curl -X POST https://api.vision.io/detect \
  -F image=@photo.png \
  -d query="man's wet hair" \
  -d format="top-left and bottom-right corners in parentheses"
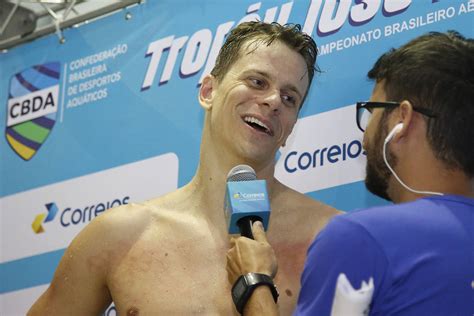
top-left (211, 21), bottom-right (319, 105)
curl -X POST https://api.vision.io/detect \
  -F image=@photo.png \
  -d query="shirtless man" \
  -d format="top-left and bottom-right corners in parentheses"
top-left (28, 21), bottom-right (338, 315)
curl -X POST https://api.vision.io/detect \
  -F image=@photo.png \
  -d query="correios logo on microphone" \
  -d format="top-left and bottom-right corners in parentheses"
top-left (5, 62), bottom-right (60, 161)
top-left (225, 180), bottom-right (270, 234)
top-left (233, 192), bottom-right (266, 201)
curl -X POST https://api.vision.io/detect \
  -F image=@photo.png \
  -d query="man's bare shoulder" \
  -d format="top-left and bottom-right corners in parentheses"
top-left (267, 181), bottom-right (341, 244)
top-left (273, 181), bottom-right (341, 217)
top-left (91, 202), bottom-right (156, 238)
top-left (27, 196), bottom-right (184, 315)
top-left (58, 202), bottom-right (159, 268)
top-left (95, 188), bottom-right (187, 238)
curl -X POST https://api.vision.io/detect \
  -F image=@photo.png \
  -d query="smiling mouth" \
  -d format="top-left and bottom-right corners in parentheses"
top-left (243, 116), bottom-right (273, 136)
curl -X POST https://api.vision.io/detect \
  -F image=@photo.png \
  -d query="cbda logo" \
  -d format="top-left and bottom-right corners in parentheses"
top-left (6, 62), bottom-right (60, 160)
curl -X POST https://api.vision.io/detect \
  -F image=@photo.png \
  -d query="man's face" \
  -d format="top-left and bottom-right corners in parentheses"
top-left (207, 40), bottom-right (309, 164)
top-left (363, 82), bottom-right (397, 201)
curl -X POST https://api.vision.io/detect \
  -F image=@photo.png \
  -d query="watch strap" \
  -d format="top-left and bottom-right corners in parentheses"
top-left (232, 272), bottom-right (279, 314)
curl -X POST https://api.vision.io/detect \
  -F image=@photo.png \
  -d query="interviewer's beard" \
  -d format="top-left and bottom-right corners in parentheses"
top-left (364, 118), bottom-right (397, 202)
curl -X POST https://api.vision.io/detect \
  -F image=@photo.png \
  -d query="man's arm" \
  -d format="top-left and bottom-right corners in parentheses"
top-left (226, 221), bottom-right (279, 315)
top-left (28, 212), bottom-right (116, 315)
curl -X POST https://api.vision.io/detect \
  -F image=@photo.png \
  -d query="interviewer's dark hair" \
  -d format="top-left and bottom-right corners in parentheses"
top-left (211, 21), bottom-right (319, 105)
top-left (368, 31), bottom-right (474, 176)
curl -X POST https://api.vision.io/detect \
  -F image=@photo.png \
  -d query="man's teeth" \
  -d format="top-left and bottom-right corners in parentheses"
top-left (244, 116), bottom-right (270, 132)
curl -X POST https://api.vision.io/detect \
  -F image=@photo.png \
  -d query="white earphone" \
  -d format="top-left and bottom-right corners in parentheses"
top-left (384, 123), bottom-right (404, 144)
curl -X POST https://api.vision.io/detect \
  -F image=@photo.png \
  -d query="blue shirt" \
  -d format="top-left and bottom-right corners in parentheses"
top-left (295, 195), bottom-right (474, 316)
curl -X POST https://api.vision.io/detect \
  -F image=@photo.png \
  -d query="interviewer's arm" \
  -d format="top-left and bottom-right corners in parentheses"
top-left (243, 286), bottom-right (279, 316)
top-left (226, 221), bottom-right (279, 314)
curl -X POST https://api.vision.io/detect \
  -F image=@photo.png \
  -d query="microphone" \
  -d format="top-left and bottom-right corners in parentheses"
top-left (224, 165), bottom-right (271, 239)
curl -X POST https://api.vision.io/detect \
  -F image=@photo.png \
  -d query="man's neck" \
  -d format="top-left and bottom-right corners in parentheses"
top-left (183, 147), bottom-right (281, 224)
top-left (389, 161), bottom-right (474, 203)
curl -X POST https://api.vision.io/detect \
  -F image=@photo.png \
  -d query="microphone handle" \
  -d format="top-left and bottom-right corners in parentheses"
top-left (236, 216), bottom-right (263, 239)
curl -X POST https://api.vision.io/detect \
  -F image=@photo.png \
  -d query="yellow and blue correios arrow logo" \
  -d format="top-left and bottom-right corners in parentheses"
top-left (31, 202), bottom-right (58, 234)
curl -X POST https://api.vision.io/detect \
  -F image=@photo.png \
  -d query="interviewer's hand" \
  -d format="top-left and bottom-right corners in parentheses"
top-left (226, 221), bottom-right (278, 285)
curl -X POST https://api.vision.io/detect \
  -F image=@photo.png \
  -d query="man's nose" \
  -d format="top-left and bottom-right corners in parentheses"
top-left (260, 89), bottom-right (281, 114)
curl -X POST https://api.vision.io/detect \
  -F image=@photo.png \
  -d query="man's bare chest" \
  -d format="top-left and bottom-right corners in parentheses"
top-left (105, 231), bottom-right (236, 314)
top-left (103, 218), bottom-right (311, 315)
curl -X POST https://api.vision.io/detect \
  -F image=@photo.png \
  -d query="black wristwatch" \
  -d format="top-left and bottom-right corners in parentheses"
top-left (231, 272), bottom-right (279, 314)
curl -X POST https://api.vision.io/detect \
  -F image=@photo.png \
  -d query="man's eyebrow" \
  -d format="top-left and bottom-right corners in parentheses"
top-left (242, 70), bottom-right (304, 100)
top-left (241, 69), bottom-right (268, 78)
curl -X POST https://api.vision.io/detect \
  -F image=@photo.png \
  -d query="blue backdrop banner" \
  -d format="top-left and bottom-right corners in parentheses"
top-left (1, 1), bottom-right (472, 314)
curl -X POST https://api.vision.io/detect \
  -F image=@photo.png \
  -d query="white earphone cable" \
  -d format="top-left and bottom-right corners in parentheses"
top-left (383, 139), bottom-right (443, 196)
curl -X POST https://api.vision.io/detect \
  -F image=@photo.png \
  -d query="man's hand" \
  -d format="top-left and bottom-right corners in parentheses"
top-left (226, 221), bottom-right (278, 285)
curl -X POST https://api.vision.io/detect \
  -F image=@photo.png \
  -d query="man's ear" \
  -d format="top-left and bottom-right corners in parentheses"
top-left (391, 100), bottom-right (414, 142)
top-left (199, 75), bottom-right (215, 110)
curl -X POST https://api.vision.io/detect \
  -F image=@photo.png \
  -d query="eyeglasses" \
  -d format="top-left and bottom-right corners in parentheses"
top-left (356, 101), bottom-right (437, 132)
